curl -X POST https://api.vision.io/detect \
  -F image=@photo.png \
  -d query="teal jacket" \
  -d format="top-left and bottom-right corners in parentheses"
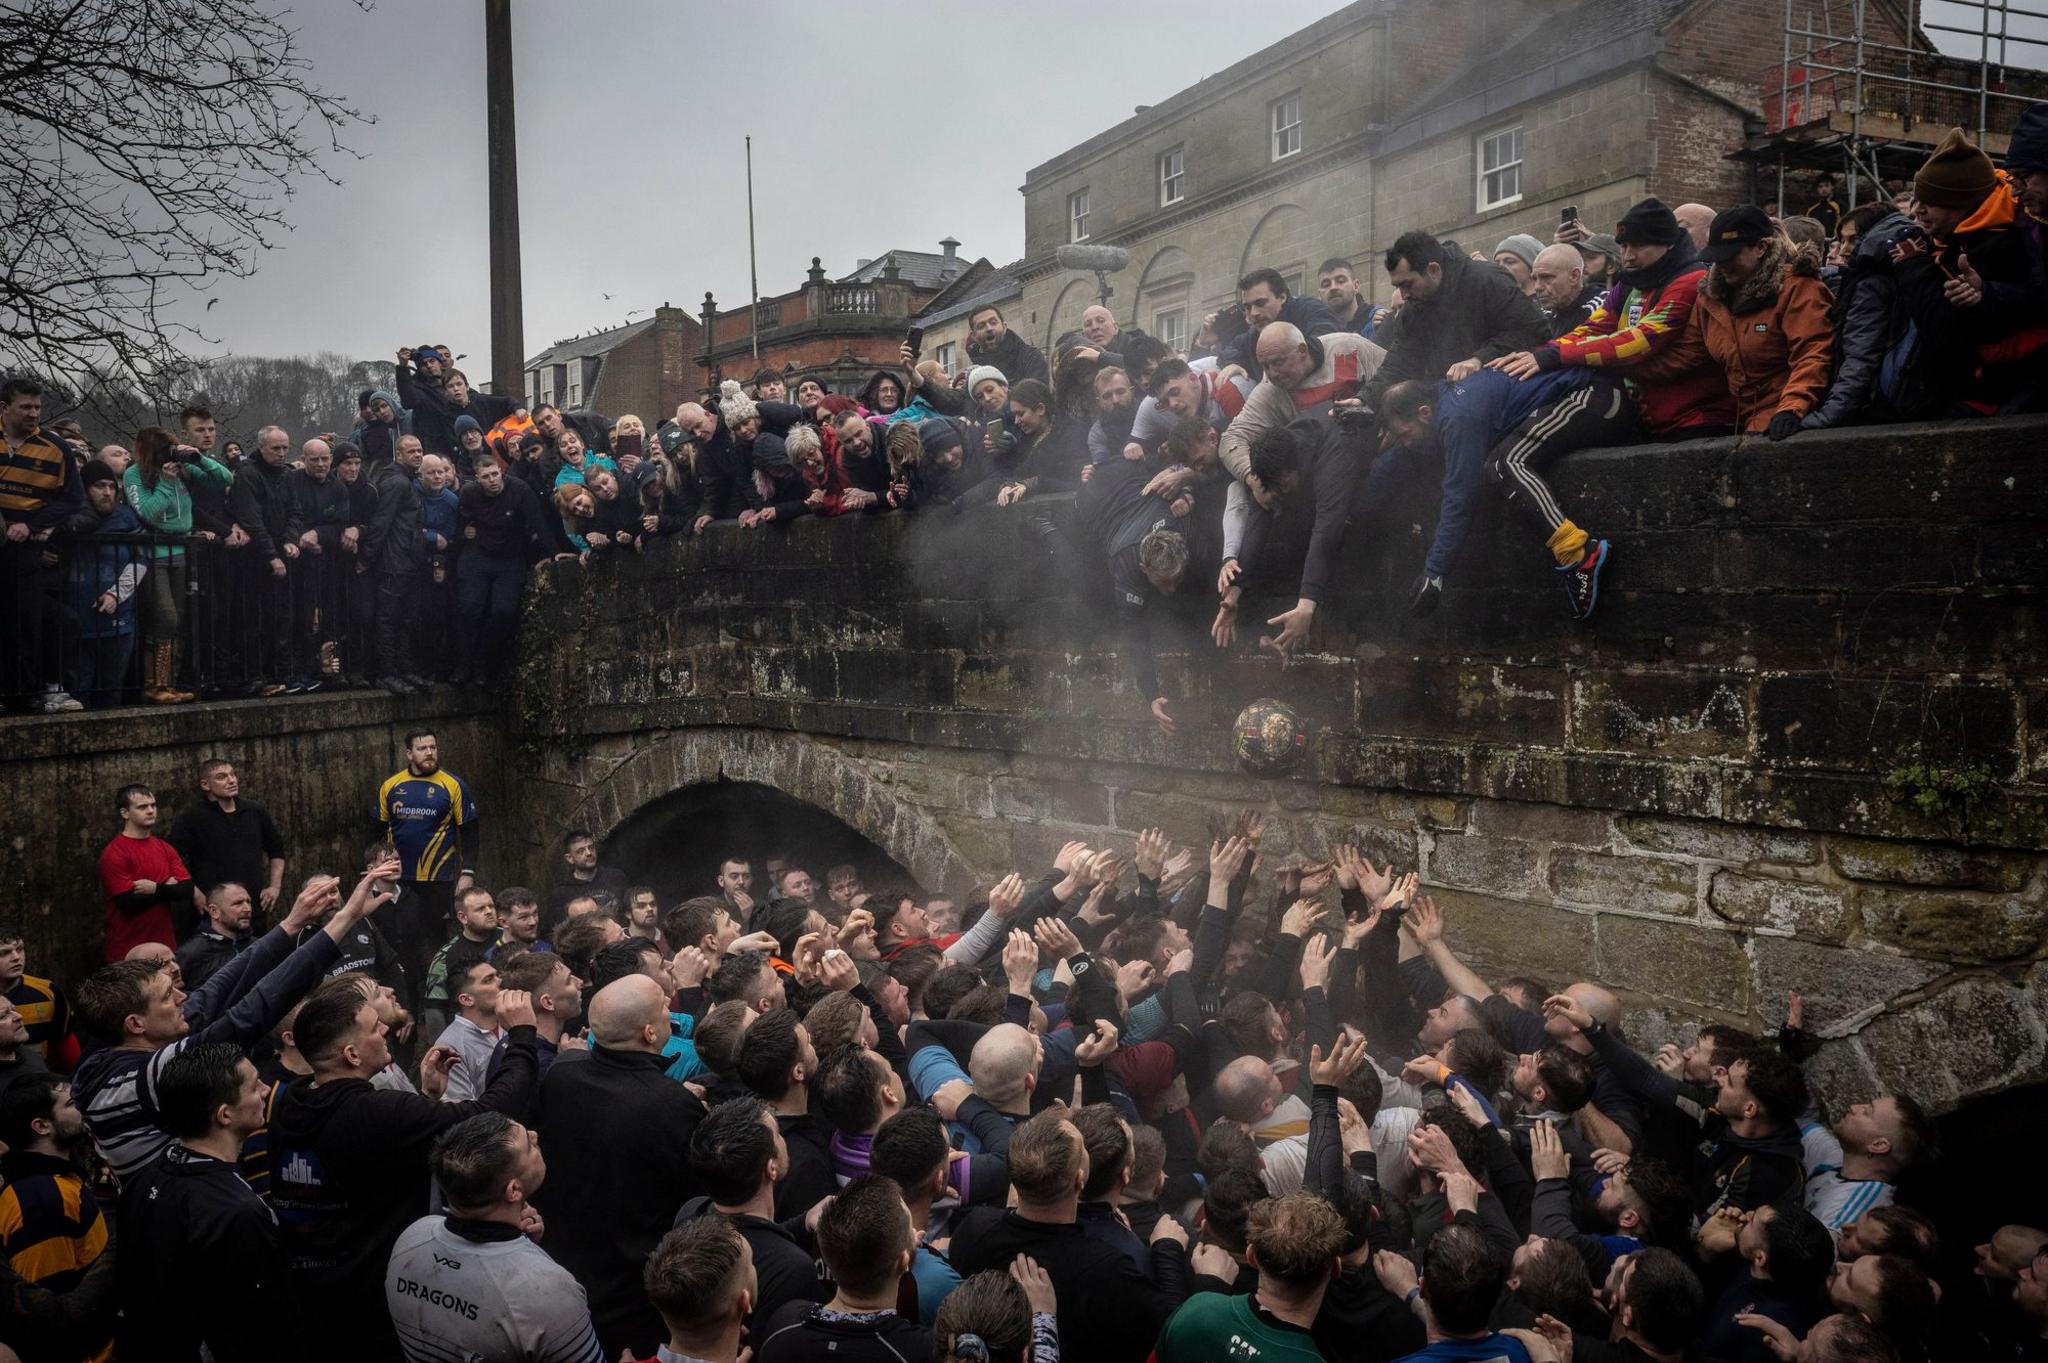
top-left (123, 458), bottom-right (232, 558)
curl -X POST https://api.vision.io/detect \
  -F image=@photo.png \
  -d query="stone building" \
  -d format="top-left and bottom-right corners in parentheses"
top-left (522, 305), bottom-right (702, 426)
top-left (1014, 0), bottom-right (2019, 351)
top-left (695, 241), bottom-right (980, 397)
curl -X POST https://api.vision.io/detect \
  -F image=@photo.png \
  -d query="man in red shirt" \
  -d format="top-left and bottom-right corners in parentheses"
top-left (98, 785), bottom-right (196, 961)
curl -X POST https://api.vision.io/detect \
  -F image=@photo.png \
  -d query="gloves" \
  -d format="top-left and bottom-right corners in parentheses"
top-left (1408, 574), bottom-right (1443, 618)
top-left (1765, 410), bottom-right (1801, 442)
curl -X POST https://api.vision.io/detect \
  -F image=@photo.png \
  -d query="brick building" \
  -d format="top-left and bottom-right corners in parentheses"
top-left (1015, 0), bottom-right (2042, 349)
top-left (522, 305), bottom-right (702, 426)
top-left (695, 241), bottom-right (984, 397)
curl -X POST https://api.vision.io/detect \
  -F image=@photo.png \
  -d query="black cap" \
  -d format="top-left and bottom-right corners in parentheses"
top-left (1614, 197), bottom-right (1683, 246)
top-left (1698, 205), bottom-right (1775, 262)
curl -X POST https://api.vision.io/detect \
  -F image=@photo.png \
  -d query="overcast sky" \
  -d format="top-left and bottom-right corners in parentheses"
top-left (182, 0), bottom-right (1345, 386)
top-left (179, 0), bottom-right (2045, 387)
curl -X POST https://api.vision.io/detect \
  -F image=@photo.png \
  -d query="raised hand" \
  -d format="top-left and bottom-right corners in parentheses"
top-left (1372, 1248), bottom-right (1418, 1299)
top-left (1541, 992), bottom-right (1595, 1034)
top-left (1281, 897), bottom-right (1327, 939)
top-left (1010, 1255), bottom-right (1058, 1315)
top-left (418, 1044), bottom-right (461, 1099)
top-left (1032, 916), bottom-right (1081, 961)
top-left (1134, 828), bottom-right (1168, 881)
top-left (1299, 934), bottom-right (1337, 991)
top-left (495, 989), bottom-right (536, 1030)
top-left (988, 872), bottom-right (1027, 920)
top-left (1208, 835), bottom-right (1251, 884)
top-left (1074, 1019), bottom-right (1120, 1067)
top-left (1405, 895), bottom-right (1445, 946)
top-left (1378, 871), bottom-right (1419, 912)
top-left (283, 874), bottom-right (341, 933)
top-left (818, 948), bottom-right (858, 992)
top-left (1054, 840), bottom-right (1091, 876)
top-left (668, 946), bottom-right (713, 990)
top-left (1309, 1032), bottom-right (1369, 1088)
top-left (1529, 1118), bottom-right (1571, 1182)
top-left (1003, 930), bottom-right (1039, 992)
top-left (1356, 854), bottom-right (1393, 905)
top-left (1116, 958), bottom-right (1156, 1003)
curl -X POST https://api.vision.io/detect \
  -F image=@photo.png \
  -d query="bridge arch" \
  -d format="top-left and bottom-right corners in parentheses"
top-left (555, 728), bottom-right (982, 902)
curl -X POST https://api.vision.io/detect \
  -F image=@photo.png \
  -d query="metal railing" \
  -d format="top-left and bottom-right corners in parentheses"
top-left (1, 529), bottom-right (405, 713)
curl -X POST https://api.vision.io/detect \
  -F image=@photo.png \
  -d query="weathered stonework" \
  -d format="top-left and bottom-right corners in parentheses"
top-left (3, 417), bottom-right (2043, 1121)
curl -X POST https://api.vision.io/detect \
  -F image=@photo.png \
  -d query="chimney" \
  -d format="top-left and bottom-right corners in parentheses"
top-left (939, 237), bottom-right (961, 281)
top-left (856, 258), bottom-right (873, 271)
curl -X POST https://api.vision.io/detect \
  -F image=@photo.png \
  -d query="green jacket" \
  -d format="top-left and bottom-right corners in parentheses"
top-left (123, 458), bottom-right (231, 558)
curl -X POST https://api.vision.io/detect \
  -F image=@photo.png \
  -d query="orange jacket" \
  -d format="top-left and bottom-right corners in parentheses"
top-left (1687, 243), bottom-right (1836, 431)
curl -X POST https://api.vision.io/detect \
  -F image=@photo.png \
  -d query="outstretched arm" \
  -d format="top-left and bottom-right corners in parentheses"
top-left (1405, 896), bottom-right (1494, 1001)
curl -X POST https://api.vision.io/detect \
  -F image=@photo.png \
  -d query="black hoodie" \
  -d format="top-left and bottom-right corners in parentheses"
top-left (266, 1029), bottom-right (540, 1363)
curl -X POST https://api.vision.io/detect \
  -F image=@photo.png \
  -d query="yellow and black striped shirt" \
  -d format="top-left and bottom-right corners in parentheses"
top-left (0, 429), bottom-right (71, 516)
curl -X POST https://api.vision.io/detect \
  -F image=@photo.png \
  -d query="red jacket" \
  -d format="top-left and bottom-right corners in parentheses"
top-left (1549, 265), bottom-right (1734, 435)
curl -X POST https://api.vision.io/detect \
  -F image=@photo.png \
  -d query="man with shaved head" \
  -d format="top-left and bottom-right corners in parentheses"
top-left (1404, 895), bottom-right (1644, 1155)
top-left (968, 1021), bottom-right (1042, 1116)
top-left (531, 973), bottom-right (709, 1358)
top-left (1215, 321), bottom-right (1385, 647)
top-left (1530, 242), bottom-right (1602, 335)
top-left (1675, 202), bottom-right (1716, 251)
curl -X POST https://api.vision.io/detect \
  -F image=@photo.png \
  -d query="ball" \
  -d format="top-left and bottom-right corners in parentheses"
top-left (1233, 698), bottom-right (1309, 774)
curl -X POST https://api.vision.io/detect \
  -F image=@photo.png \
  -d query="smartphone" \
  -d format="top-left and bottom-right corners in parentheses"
top-left (905, 325), bottom-right (925, 360)
top-left (1561, 205), bottom-right (1579, 224)
top-left (616, 432), bottom-right (643, 460)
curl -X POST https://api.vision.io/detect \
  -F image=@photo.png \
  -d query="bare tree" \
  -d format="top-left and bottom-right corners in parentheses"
top-left (0, 0), bottom-right (368, 412)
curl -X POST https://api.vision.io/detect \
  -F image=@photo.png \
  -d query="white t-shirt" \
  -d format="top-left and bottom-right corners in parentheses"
top-left (1800, 1121), bottom-right (1894, 1229)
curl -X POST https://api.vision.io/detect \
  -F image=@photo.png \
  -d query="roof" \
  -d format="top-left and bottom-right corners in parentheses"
top-left (836, 249), bottom-right (965, 291)
top-left (1388, 0), bottom-right (1691, 134)
top-left (524, 316), bottom-right (656, 371)
top-left (915, 261), bottom-right (1025, 329)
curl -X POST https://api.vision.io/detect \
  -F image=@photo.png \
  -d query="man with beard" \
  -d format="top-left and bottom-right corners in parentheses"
top-left (0, 1075), bottom-right (107, 1314)
top-left (1484, 198), bottom-right (1732, 620)
top-left (1086, 364), bottom-right (1140, 462)
top-left (965, 304), bottom-right (1049, 385)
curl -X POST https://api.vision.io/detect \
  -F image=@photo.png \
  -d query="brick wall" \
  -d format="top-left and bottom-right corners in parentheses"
top-left (1648, 75), bottom-right (1754, 208)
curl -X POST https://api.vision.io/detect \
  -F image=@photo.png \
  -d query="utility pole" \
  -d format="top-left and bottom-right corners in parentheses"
top-left (746, 135), bottom-right (760, 361)
top-left (485, 0), bottom-right (525, 400)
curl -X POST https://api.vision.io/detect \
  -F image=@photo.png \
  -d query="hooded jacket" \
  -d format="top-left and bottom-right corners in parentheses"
top-left (1539, 235), bottom-right (1733, 435)
top-left (1889, 173), bottom-right (2048, 416)
top-left (1804, 211), bottom-right (1919, 429)
top-left (397, 359), bottom-right (517, 455)
top-left (1362, 250), bottom-right (1550, 408)
top-left (752, 1302), bottom-right (934, 1363)
top-left (267, 1030), bottom-right (540, 1363)
top-left (348, 389), bottom-right (412, 470)
top-left (1688, 237), bottom-right (1834, 431)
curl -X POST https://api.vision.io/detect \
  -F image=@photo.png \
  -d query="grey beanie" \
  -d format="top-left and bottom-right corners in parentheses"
top-left (1494, 233), bottom-right (1544, 268)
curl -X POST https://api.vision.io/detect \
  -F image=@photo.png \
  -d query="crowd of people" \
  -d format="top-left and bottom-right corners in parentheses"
top-left (0, 731), bottom-right (2035, 1363)
top-left (3, 116), bottom-right (2045, 721)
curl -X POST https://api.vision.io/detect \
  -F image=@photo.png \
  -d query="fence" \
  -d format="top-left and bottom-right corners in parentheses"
top-left (1, 530), bottom-right (398, 713)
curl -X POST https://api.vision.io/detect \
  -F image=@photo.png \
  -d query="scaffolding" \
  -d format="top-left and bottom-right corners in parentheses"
top-left (1736, 0), bottom-right (2048, 210)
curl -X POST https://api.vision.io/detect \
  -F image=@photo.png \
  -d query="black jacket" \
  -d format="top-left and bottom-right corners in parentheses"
top-left (282, 468), bottom-right (354, 550)
top-left (775, 1111), bottom-right (839, 1221)
top-left (675, 1199), bottom-right (829, 1334)
top-left (1805, 211), bottom-right (1915, 430)
top-left (266, 1029), bottom-right (540, 1363)
top-left (395, 361), bottom-right (517, 455)
top-left (364, 461), bottom-right (425, 576)
top-left (948, 1208), bottom-right (1188, 1362)
top-left (1221, 295), bottom-right (1345, 376)
top-left (230, 456), bottom-right (293, 560)
top-left (117, 1144), bottom-right (299, 1363)
top-left (531, 1045), bottom-right (708, 1359)
top-left (966, 329), bottom-right (1050, 385)
top-left (173, 928), bottom-right (244, 994)
top-left (1547, 280), bottom-right (1607, 338)
top-left (753, 1302), bottom-right (934, 1363)
top-left (458, 476), bottom-right (549, 561)
top-left (1237, 414), bottom-right (1362, 606)
top-left (695, 416), bottom-right (755, 522)
top-left (1364, 250), bottom-right (1550, 407)
top-left (166, 797), bottom-right (285, 900)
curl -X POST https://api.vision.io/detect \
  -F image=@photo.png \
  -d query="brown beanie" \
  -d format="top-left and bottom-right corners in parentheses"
top-left (1914, 126), bottom-right (1997, 210)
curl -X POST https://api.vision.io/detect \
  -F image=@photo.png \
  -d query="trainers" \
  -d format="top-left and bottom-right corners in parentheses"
top-left (283, 677), bottom-right (310, 695)
top-left (1408, 574), bottom-right (1444, 618)
top-left (1559, 539), bottom-right (1611, 621)
top-left (38, 686), bottom-right (84, 713)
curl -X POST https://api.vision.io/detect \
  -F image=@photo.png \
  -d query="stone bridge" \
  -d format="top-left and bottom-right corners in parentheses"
top-left (3, 415), bottom-right (2042, 1122)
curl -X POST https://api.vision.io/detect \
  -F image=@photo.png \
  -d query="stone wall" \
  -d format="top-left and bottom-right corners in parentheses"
top-left (0, 693), bottom-right (518, 988)
top-left (508, 416), bottom-right (2048, 1114)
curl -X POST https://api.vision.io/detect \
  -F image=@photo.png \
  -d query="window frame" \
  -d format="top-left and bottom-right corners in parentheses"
top-left (1270, 93), bottom-right (1303, 161)
top-left (935, 341), bottom-right (957, 373)
top-left (1476, 123), bottom-right (1525, 212)
top-left (1159, 146), bottom-right (1186, 206)
top-left (1068, 187), bottom-right (1091, 243)
top-left (1153, 307), bottom-right (1187, 355)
